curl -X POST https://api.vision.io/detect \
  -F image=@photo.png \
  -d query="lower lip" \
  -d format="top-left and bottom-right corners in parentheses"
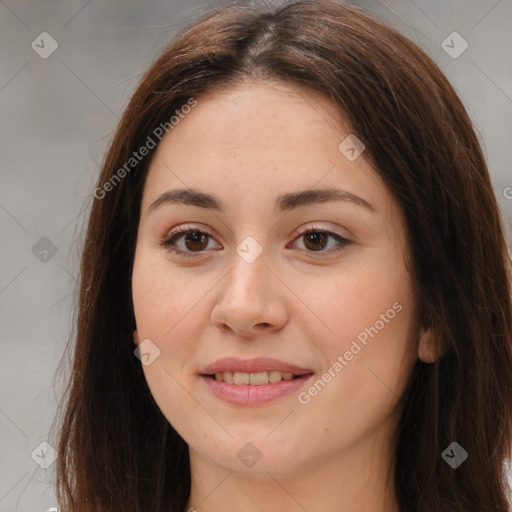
top-left (200, 374), bottom-right (314, 406)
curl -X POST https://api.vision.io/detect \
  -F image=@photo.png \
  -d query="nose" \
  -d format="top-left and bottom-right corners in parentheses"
top-left (210, 248), bottom-right (290, 338)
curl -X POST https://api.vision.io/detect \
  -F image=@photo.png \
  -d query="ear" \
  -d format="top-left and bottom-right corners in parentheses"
top-left (133, 329), bottom-right (140, 346)
top-left (417, 325), bottom-right (439, 363)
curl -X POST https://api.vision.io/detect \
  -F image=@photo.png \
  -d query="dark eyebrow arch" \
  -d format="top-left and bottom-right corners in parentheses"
top-left (147, 187), bottom-right (376, 215)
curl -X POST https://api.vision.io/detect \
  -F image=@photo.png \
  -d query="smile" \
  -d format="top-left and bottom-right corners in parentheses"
top-left (200, 373), bottom-right (314, 406)
top-left (209, 370), bottom-right (303, 385)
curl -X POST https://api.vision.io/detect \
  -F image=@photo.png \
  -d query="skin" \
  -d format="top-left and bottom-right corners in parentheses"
top-left (131, 79), bottom-right (434, 512)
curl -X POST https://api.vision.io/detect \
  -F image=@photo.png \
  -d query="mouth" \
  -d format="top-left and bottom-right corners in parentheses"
top-left (199, 357), bottom-right (314, 405)
top-left (200, 372), bottom-right (314, 405)
top-left (202, 371), bottom-right (311, 385)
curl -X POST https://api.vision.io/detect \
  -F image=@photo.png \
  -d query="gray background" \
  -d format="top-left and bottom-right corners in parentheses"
top-left (1, 0), bottom-right (511, 510)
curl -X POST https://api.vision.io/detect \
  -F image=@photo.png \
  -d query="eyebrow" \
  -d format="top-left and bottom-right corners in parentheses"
top-left (147, 187), bottom-right (376, 215)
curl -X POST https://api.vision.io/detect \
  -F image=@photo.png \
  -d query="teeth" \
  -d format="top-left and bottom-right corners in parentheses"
top-left (213, 371), bottom-right (296, 385)
top-left (268, 370), bottom-right (283, 383)
top-left (234, 372), bottom-right (250, 385)
top-left (248, 371), bottom-right (268, 385)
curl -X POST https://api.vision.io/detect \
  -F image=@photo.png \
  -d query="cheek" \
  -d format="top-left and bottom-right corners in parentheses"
top-left (131, 254), bottom-right (201, 398)
top-left (297, 253), bottom-right (417, 434)
top-left (300, 292), bottom-right (417, 449)
top-left (304, 246), bottom-right (414, 349)
top-left (132, 248), bottom-right (208, 339)
top-left (131, 259), bottom-right (209, 437)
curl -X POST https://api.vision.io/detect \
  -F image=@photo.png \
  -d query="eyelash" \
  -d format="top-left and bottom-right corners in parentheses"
top-left (159, 224), bottom-right (352, 258)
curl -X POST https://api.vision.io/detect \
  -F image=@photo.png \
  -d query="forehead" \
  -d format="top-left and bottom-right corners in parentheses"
top-left (164, 80), bottom-right (348, 153)
top-left (140, 80), bottom-right (393, 220)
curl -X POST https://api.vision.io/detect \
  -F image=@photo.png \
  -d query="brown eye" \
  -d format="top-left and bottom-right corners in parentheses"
top-left (160, 226), bottom-right (221, 257)
top-left (290, 228), bottom-right (351, 255)
top-left (181, 231), bottom-right (209, 251)
top-left (303, 232), bottom-right (329, 251)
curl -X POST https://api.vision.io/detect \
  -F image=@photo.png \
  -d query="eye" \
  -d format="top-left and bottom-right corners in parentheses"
top-left (288, 225), bottom-right (352, 255)
top-left (159, 223), bottom-right (352, 258)
top-left (159, 225), bottom-right (221, 258)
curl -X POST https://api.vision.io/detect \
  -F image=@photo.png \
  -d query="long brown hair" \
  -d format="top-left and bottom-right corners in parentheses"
top-left (51, 1), bottom-right (512, 510)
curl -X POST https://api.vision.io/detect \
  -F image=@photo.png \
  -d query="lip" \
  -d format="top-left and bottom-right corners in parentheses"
top-left (200, 356), bottom-right (313, 376)
top-left (200, 374), bottom-right (314, 405)
top-left (199, 357), bottom-right (314, 406)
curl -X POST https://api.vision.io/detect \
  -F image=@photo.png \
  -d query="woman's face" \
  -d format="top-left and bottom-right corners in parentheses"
top-left (132, 80), bottom-right (427, 478)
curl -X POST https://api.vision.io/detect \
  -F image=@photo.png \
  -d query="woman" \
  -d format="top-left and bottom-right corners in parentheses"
top-left (50, 1), bottom-right (512, 511)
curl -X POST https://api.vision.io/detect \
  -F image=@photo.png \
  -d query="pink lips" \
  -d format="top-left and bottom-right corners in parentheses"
top-left (200, 357), bottom-right (314, 406)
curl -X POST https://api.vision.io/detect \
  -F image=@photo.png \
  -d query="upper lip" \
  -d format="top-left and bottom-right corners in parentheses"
top-left (200, 357), bottom-right (314, 376)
